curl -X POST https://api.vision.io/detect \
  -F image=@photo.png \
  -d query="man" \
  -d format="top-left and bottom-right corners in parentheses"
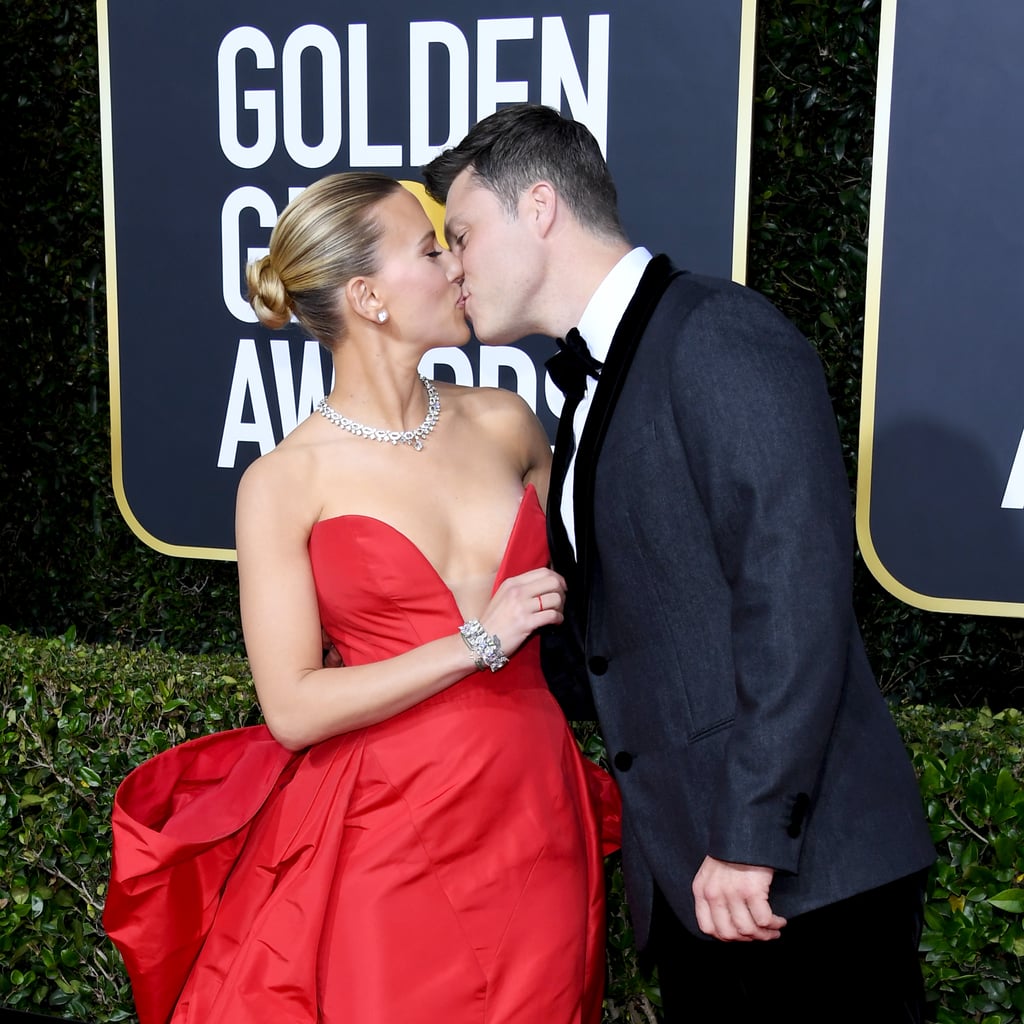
top-left (423, 104), bottom-right (935, 1023)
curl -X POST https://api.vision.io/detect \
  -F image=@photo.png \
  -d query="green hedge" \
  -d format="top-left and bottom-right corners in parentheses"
top-left (0, 629), bottom-right (260, 1020)
top-left (2, 630), bottom-right (1022, 1023)
top-left (895, 705), bottom-right (1024, 1023)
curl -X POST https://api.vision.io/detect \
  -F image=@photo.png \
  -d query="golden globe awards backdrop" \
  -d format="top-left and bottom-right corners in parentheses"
top-left (858, 0), bottom-right (1024, 616)
top-left (97, 0), bottom-right (756, 558)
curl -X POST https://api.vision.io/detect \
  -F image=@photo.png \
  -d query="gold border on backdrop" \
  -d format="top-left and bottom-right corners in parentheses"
top-left (97, 0), bottom-right (236, 561)
top-left (732, 0), bottom-right (757, 285)
top-left (855, 0), bottom-right (1024, 617)
top-left (98, 1), bottom-right (759, 562)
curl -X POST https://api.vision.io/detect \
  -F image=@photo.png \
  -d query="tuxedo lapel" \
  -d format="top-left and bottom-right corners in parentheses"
top-left (572, 255), bottom-right (684, 620)
top-left (546, 370), bottom-right (583, 593)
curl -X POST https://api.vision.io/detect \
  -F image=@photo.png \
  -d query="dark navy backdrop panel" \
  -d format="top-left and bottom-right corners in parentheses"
top-left (858, 0), bottom-right (1024, 614)
top-left (99, 0), bottom-right (753, 555)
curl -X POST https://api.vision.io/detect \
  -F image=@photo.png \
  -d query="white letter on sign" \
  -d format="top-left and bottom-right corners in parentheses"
top-left (348, 24), bottom-right (403, 166)
top-left (282, 25), bottom-right (342, 168)
top-left (409, 22), bottom-right (470, 165)
top-left (1001, 428), bottom-right (1024, 509)
top-left (271, 339), bottom-right (328, 437)
top-left (540, 15), bottom-right (609, 155)
top-left (218, 27), bottom-right (276, 169)
top-left (218, 339), bottom-right (276, 467)
top-left (222, 186), bottom-right (278, 323)
top-left (477, 18), bottom-right (533, 120)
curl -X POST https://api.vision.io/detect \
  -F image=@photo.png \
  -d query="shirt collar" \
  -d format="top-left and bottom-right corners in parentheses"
top-left (576, 247), bottom-right (653, 364)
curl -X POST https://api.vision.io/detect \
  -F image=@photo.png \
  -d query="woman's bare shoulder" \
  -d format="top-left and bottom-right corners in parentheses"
top-left (437, 380), bottom-right (537, 428)
top-left (435, 381), bottom-right (550, 488)
top-left (236, 416), bottom-right (329, 520)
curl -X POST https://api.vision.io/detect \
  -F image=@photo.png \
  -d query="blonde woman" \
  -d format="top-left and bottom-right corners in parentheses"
top-left (104, 173), bottom-right (619, 1024)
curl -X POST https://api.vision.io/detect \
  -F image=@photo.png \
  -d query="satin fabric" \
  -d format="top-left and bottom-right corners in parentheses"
top-left (104, 484), bottom-right (620, 1023)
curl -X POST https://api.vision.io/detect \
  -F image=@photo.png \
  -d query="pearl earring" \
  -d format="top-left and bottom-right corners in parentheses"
top-left (377, 310), bottom-right (389, 323)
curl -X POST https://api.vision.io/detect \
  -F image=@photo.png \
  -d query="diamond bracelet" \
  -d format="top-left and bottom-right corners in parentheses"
top-left (458, 619), bottom-right (509, 673)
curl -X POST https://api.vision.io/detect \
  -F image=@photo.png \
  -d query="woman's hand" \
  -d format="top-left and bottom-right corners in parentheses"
top-left (476, 567), bottom-right (566, 658)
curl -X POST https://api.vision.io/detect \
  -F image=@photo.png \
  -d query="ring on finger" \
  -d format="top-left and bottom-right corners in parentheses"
top-left (537, 594), bottom-right (544, 612)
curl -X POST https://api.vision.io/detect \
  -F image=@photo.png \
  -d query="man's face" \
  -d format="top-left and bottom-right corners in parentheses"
top-left (443, 169), bottom-right (543, 345)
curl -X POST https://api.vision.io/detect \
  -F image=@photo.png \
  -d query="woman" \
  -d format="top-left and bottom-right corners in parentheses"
top-left (103, 173), bottom-right (620, 1024)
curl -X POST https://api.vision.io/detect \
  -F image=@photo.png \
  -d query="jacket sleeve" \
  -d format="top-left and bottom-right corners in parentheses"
top-left (669, 283), bottom-right (856, 872)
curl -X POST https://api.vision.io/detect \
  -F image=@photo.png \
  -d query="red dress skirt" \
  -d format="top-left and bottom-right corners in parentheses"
top-left (104, 485), bottom-right (621, 1023)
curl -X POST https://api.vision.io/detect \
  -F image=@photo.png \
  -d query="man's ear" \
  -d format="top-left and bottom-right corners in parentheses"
top-left (522, 181), bottom-right (558, 238)
top-left (345, 276), bottom-right (386, 325)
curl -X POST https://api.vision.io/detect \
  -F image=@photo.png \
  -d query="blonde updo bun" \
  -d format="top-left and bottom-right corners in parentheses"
top-left (246, 255), bottom-right (292, 330)
top-left (245, 172), bottom-right (404, 348)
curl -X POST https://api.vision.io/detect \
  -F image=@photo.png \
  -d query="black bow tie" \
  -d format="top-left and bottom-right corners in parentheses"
top-left (545, 328), bottom-right (603, 399)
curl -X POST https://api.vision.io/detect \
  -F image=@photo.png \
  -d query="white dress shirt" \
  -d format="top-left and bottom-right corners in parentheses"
top-left (559, 247), bottom-right (653, 555)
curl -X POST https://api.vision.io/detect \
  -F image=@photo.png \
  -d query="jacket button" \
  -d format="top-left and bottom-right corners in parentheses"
top-left (588, 655), bottom-right (609, 675)
top-left (613, 751), bottom-right (634, 772)
top-left (787, 792), bottom-right (811, 838)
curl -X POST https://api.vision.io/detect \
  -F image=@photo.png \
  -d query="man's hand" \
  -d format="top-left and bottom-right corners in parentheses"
top-left (692, 855), bottom-right (787, 941)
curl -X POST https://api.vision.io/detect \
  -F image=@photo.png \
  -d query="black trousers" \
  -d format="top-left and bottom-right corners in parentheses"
top-left (648, 871), bottom-right (929, 1024)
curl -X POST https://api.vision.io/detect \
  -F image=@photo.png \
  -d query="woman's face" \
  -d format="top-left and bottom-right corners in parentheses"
top-left (368, 187), bottom-right (470, 351)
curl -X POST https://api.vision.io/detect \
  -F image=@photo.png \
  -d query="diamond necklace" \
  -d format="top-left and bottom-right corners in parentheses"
top-left (315, 374), bottom-right (440, 452)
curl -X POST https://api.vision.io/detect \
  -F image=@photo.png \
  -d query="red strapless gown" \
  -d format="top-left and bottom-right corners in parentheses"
top-left (104, 485), bottom-right (621, 1024)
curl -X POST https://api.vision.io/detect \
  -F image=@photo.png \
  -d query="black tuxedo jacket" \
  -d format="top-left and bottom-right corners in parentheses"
top-left (543, 256), bottom-right (935, 944)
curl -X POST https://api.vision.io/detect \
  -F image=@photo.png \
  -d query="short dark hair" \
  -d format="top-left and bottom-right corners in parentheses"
top-left (422, 103), bottom-right (626, 242)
